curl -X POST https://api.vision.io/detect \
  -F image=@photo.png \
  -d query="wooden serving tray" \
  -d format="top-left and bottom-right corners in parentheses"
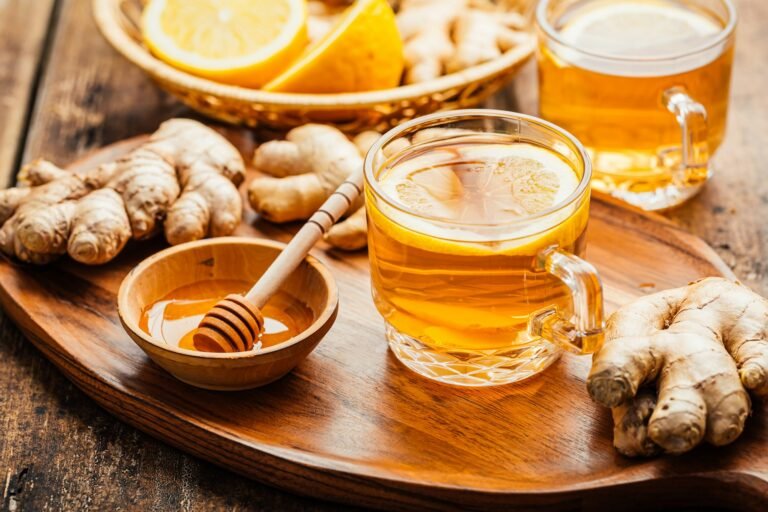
top-left (0, 137), bottom-right (765, 511)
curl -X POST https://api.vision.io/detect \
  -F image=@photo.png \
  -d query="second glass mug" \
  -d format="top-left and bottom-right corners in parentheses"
top-left (537, 0), bottom-right (737, 211)
top-left (364, 110), bottom-right (604, 387)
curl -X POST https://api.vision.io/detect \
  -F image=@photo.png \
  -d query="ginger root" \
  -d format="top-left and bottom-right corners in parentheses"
top-left (396, 0), bottom-right (529, 84)
top-left (248, 124), bottom-right (379, 251)
top-left (247, 123), bottom-right (493, 250)
top-left (322, 130), bottom-right (382, 250)
top-left (587, 278), bottom-right (768, 456)
top-left (0, 119), bottom-right (244, 265)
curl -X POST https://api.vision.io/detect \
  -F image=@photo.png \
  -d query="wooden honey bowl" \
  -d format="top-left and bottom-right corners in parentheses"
top-left (117, 237), bottom-right (338, 390)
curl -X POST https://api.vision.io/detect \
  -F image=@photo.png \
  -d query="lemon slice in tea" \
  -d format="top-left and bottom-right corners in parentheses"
top-left (371, 143), bottom-right (586, 256)
top-left (380, 143), bottom-right (579, 224)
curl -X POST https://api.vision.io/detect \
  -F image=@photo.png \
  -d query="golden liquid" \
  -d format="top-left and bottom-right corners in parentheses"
top-left (367, 141), bottom-right (588, 351)
top-left (140, 279), bottom-right (313, 351)
top-left (538, 0), bottom-right (733, 194)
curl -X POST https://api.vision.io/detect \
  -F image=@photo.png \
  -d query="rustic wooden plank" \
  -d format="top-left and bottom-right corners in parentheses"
top-left (0, 0), bottom-right (358, 510)
top-left (18, 1), bottom-right (183, 164)
top-left (666, 0), bottom-right (768, 297)
top-left (0, 0), bottom-right (56, 187)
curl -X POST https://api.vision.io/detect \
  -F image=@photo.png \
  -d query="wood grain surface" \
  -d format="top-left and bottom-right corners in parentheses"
top-left (0, 0), bottom-right (767, 510)
top-left (0, 135), bottom-right (765, 511)
top-left (0, 0), bottom-right (56, 186)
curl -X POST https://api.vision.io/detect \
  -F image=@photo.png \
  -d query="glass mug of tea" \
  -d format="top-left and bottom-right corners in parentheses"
top-left (364, 110), bottom-right (604, 386)
top-left (537, 0), bottom-right (737, 211)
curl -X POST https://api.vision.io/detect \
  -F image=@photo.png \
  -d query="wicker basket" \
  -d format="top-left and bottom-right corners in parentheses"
top-left (93, 0), bottom-right (536, 133)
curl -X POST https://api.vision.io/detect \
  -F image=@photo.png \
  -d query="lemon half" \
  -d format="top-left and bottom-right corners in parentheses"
top-left (142, 0), bottom-right (308, 87)
top-left (264, 0), bottom-right (403, 93)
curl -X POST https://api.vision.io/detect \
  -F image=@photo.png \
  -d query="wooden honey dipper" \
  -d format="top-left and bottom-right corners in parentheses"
top-left (192, 172), bottom-right (364, 353)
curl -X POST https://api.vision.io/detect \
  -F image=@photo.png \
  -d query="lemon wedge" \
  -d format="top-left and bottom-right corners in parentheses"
top-left (142, 0), bottom-right (308, 87)
top-left (264, 0), bottom-right (403, 93)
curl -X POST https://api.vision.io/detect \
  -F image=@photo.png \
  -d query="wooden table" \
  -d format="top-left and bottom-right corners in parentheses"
top-left (0, 0), bottom-right (764, 510)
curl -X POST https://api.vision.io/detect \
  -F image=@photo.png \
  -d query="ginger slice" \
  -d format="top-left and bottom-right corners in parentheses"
top-left (587, 277), bottom-right (768, 456)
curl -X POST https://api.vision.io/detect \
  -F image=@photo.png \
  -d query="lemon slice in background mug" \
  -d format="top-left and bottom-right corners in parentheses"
top-left (264, 0), bottom-right (404, 93)
top-left (142, 0), bottom-right (308, 88)
top-left (558, 0), bottom-right (722, 57)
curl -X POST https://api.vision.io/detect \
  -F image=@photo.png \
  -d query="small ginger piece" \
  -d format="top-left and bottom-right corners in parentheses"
top-left (249, 124), bottom-right (364, 223)
top-left (0, 119), bottom-right (245, 265)
top-left (252, 124), bottom-right (490, 250)
top-left (587, 278), bottom-right (768, 456)
top-left (325, 207), bottom-right (367, 250)
top-left (323, 130), bottom-right (382, 250)
top-left (249, 124), bottom-right (379, 250)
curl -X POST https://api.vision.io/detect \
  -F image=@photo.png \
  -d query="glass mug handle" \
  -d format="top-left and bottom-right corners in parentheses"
top-left (662, 86), bottom-right (710, 184)
top-left (528, 246), bottom-right (605, 354)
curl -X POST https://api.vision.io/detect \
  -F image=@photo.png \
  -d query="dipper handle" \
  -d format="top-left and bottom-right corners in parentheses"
top-left (245, 171), bottom-right (364, 308)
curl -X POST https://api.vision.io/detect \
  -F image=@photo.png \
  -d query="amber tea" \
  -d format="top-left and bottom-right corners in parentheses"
top-left (537, 0), bottom-right (736, 210)
top-left (140, 279), bottom-right (312, 352)
top-left (365, 111), bottom-right (604, 387)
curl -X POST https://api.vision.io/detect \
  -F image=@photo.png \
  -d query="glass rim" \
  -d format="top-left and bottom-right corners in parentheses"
top-left (536, 0), bottom-right (737, 63)
top-left (363, 109), bottom-right (592, 230)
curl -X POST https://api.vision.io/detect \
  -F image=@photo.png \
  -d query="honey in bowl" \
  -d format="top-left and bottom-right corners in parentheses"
top-left (140, 279), bottom-right (314, 352)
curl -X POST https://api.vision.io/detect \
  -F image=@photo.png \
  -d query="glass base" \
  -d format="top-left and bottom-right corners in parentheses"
top-left (592, 173), bottom-right (707, 211)
top-left (385, 322), bottom-right (562, 387)
top-left (588, 148), bottom-right (713, 211)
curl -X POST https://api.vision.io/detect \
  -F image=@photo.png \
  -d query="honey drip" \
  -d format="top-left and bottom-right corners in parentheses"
top-left (140, 279), bottom-right (313, 351)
